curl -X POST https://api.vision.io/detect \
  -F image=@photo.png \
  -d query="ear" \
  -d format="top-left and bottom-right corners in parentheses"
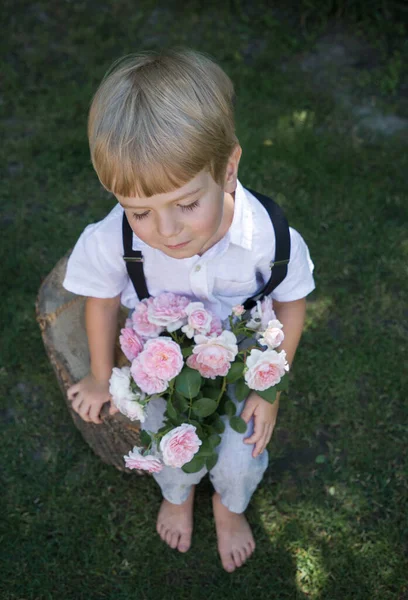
top-left (224, 145), bottom-right (242, 194)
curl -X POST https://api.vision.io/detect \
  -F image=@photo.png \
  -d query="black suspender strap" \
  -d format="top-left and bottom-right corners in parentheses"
top-left (122, 214), bottom-right (150, 301)
top-left (122, 188), bottom-right (290, 308)
top-left (242, 189), bottom-right (291, 311)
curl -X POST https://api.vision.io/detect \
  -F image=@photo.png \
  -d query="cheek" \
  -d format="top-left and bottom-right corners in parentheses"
top-left (192, 204), bottom-right (222, 235)
top-left (129, 220), bottom-right (156, 245)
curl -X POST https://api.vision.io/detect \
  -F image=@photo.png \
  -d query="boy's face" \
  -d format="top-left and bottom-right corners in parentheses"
top-left (116, 146), bottom-right (241, 259)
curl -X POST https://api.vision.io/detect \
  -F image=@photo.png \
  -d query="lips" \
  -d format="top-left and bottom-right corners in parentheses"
top-left (165, 241), bottom-right (190, 249)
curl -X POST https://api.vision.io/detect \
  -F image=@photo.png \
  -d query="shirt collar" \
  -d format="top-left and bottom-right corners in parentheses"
top-left (228, 179), bottom-right (253, 250)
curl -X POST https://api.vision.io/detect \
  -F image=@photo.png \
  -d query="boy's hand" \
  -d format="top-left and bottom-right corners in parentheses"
top-left (67, 373), bottom-right (119, 424)
top-left (241, 390), bottom-right (281, 458)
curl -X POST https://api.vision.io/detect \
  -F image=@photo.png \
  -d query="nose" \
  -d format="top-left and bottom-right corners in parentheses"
top-left (156, 210), bottom-right (183, 240)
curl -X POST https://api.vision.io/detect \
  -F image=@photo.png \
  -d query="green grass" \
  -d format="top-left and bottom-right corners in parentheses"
top-left (1, 1), bottom-right (407, 599)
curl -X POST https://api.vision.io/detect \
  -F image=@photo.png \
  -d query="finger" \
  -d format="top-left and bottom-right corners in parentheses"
top-left (109, 402), bottom-right (119, 415)
top-left (244, 422), bottom-right (266, 445)
top-left (253, 424), bottom-right (273, 457)
top-left (240, 404), bottom-right (255, 424)
top-left (67, 383), bottom-right (80, 401)
top-left (88, 403), bottom-right (103, 425)
top-left (71, 395), bottom-right (83, 413)
top-left (253, 436), bottom-right (267, 457)
top-left (78, 402), bottom-right (92, 423)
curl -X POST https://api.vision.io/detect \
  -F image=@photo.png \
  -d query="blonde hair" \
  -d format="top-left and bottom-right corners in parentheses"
top-left (88, 48), bottom-right (238, 198)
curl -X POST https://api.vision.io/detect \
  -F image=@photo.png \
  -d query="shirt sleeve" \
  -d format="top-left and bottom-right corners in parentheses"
top-left (270, 227), bottom-right (316, 302)
top-left (63, 219), bottom-right (128, 299)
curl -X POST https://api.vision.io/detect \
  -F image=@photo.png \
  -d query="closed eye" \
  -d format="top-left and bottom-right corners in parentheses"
top-left (132, 199), bottom-right (200, 221)
top-left (180, 199), bottom-right (200, 212)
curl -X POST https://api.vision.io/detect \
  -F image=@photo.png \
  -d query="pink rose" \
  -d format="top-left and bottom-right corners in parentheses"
top-left (119, 327), bottom-right (144, 361)
top-left (130, 359), bottom-right (169, 395)
top-left (187, 353), bottom-right (221, 379)
top-left (139, 337), bottom-right (183, 382)
top-left (208, 314), bottom-right (223, 337)
top-left (244, 348), bottom-right (289, 391)
top-left (159, 424), bottom-right (202, 468)
top-left (258, 319), bottom-right (285, 349)
top-left (147, 292), bottom-right (190, 332)
top-left (181, 302), bottom-right (212, 339)
top-left (232, 304), bottom-right (245, 317)
top-left (124, 447), bottom-right (163, 473)
top-left (188, 331), bottom-right (238, 379)
top-left (132, 299), bottom-right (164, 338)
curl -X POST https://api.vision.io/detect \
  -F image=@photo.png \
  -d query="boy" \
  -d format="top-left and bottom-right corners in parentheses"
top-left (64, 49), bottom-right (315, 573)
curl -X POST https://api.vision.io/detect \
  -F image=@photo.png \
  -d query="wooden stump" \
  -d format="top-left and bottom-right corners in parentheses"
top-left (36, 252), bottom-right (146, 475)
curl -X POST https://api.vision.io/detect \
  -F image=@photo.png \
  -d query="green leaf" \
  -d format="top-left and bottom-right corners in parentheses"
top-left (229, 416), bottom-right (247, 434)
top-left (235, 379), bottom-right (250, 402)
top-left (212, 416), bottom-right (225, 434)
top-left (217, 395), bottom-right (227, 415)
top-left (208, 434), bottom-right (221, 448)
top-left (167, 398), bottom-right (178, 420)
top-left (205, 377), bottom-right (221, 388)
top-left (315, 455), bottom-right (327, 464)
top-left (140, 430), bottom-right (152, 447)
top-left (206, 453), bottom-right (218, 470)
top-left (181, 455), bottom-right (206, 473)
top-left (201, 386), bottom-right (220, 401)
top-left (224, 399), bottom-right (236, 417)
top-left (196, 439), bottom-right (215, 457)
top-left (181, 346), bottom-right (193, 358)
top-left (172, 392), bottom-right (188, 413)
top-left (187, 419), bottom-right (203, 438)
top-left (257, 386), bottom-right (277, 404)
top-left (226, 361), bottom-right (245, 383)
top-left (175, 367), bottom-right (202, 399)
top-left (192, 397), bottom-right (217, 418)
top-left (276, 375), bottom-right (289, 392)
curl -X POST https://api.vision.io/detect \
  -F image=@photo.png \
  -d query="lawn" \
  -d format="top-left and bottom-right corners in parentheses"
top-left (1, 1), bottom-right (407, 599)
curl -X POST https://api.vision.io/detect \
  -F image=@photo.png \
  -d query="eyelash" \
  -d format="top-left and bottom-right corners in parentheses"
top-left (132, 200), bottom-right (200, 221)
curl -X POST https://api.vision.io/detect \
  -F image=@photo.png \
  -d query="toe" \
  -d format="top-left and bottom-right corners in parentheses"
top-left (239, 546), bottom-right (248, 562)
top-left (158, 524), bottom-right (167, 542)
top-left (177, 532), bottom-right (191, 553)
top-left (169, 532), bottom-right (179, 550)
top-left (222, 552), bottom-right (236, 573)
top-left (246, 541), bottom-right (255, 557)
top-left (165, 529), bottom-right (174, 546)
top-left (233, 549), bottom-right (243, 568)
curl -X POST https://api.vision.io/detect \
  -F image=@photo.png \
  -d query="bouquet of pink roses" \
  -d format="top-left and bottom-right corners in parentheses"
top-left (109, 293), bottom-right (289, 474)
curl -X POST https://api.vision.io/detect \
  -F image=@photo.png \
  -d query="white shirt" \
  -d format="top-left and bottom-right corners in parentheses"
top-left (63, 181), bottom-right (315, 319)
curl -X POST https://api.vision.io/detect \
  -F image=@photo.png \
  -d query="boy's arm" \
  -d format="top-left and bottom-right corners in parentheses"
top-left (86, 295), bottom-right (121, 381)
top-left (67, 294), bottom-right (121, 424)
top-left (273, 297), bottom-right (306, 366)
top-left (241, 297), bottom-right (307, 457)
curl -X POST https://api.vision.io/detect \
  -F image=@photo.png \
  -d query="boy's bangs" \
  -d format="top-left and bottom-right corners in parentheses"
top-left (94, 144), bottom-right (206, 199)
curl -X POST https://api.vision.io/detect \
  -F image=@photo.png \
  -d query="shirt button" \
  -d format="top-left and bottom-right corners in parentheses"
top-left (194, 265), bottom-right (201, 272)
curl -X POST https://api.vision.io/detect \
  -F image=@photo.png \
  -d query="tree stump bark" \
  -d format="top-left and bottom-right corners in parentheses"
top-left (36, 252), bottom-right (146, 475)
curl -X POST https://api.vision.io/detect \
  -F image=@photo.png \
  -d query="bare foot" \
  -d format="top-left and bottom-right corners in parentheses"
top-left (156, 486), bottom-right (195, 553)
top-left (212, 492), bottom-right (255, 572)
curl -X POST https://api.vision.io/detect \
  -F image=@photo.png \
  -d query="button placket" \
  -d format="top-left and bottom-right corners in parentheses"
top-left (190, 262), bottom-right (208, 299)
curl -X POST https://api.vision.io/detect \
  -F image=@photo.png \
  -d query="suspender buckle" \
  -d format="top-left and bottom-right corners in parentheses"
top-left (123, 256), bottom-right (144, 263)
top-left (269, 259), bottom-right (290, 269)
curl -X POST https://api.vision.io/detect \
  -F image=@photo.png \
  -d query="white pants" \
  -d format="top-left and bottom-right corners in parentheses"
top-left (141, 385), bottom-right (268, 514)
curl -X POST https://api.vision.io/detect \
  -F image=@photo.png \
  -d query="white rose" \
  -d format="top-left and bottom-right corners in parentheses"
top-left (193, 330), bottom-right (238, 361)
top-left (114, 396), bottom-right (146, 422)
top-left (109, 367), bottom-right (133, 401)
top-left (109, 367), bottom-right (146, 422)
top-left (258, 319), bottom-right (285, 349)
top-left (244, 348), bottom-right (289, 391)
top-left (181, 302), bottom-right (212, 339)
